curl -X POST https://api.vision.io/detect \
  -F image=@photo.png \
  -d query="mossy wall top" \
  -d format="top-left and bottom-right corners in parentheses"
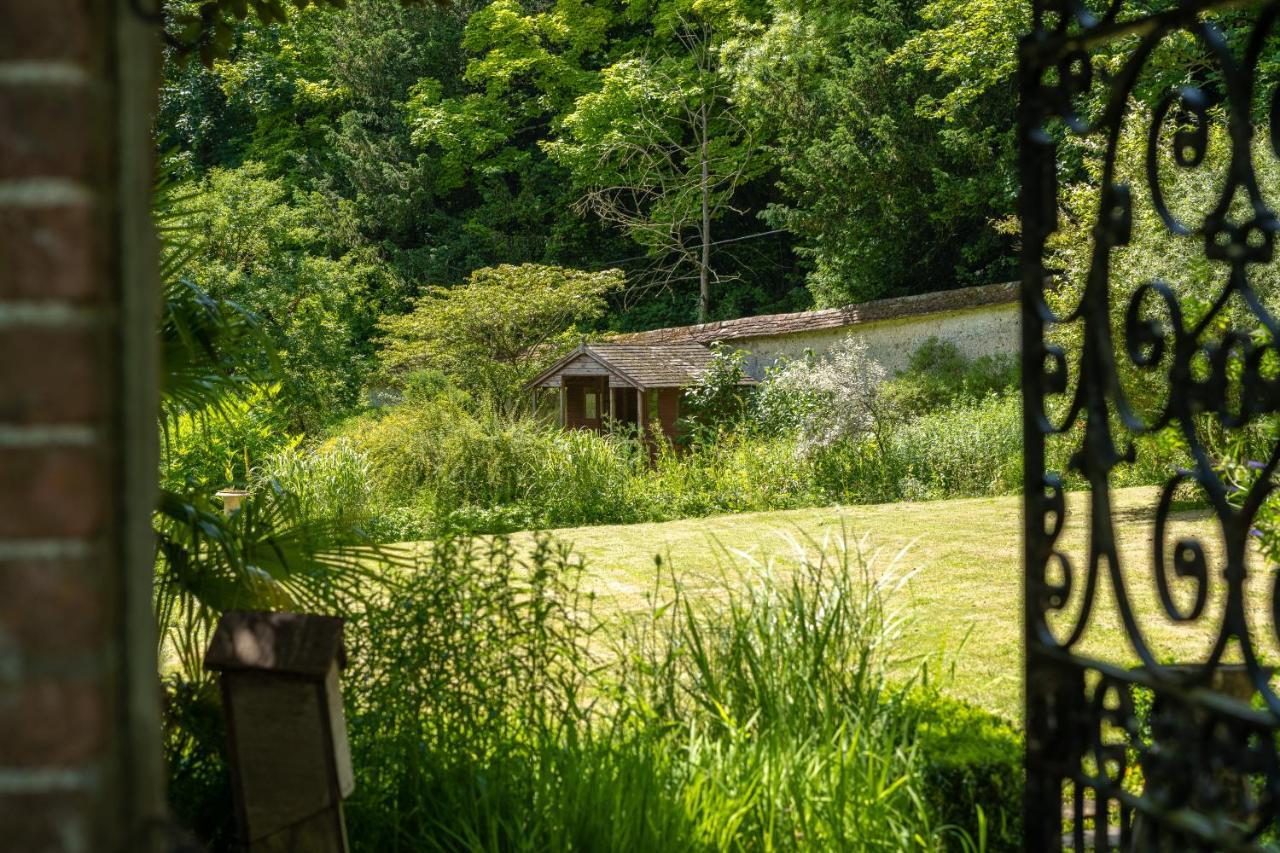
top-left (614, 282), bottom-right (1019, 377)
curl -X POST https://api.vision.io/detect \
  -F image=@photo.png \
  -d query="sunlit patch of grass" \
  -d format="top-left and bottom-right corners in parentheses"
top-left (482, 485), bottom-right (1242, 721)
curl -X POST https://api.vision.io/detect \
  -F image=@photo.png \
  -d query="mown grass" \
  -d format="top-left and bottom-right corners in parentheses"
top-left (473, 485), bottom-right (1265, 721)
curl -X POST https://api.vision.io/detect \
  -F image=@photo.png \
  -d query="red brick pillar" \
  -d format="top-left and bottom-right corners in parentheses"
top-left (0, 2), bottom-right (165, 851)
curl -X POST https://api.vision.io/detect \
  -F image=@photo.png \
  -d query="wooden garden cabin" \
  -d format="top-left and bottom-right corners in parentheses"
top-left (527, 342), bottom-right (750, 442)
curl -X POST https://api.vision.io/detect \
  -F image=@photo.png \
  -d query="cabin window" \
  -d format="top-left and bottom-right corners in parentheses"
top-left (648, 389), bottom-right (659, 416)
top-left (585, 392), bottom-right (597, 419)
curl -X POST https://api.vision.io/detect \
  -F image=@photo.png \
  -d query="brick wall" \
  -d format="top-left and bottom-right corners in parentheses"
top-left (0, 2), bottom-right (164, 851)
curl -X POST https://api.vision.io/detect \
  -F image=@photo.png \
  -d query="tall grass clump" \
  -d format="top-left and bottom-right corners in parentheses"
top-left (601, 539), bottom-right (942, 850)
top-left (336, 394), bottom-right (650, 535)
top-left (631, 432), bottom-right (822, 518)
top-left (524, 424), bottom-right (648, 526)
top-left (258, 437), bottom-right (374, 524)
top-left (343, 536), bottom-right (599, 848)
top-left (340, 532), bottom-right (1019, 852)
top-left (881, 393), bottom-right (1023, 502)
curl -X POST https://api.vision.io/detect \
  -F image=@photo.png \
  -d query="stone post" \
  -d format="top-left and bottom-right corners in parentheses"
top-left (216, 488), bottom-right (251, 516)
top-left (205, 610), bottom-right (354, 853)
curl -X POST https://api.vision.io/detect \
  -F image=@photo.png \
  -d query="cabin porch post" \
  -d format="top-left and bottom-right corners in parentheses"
top-left (558, 383), bottom-right (566, 427)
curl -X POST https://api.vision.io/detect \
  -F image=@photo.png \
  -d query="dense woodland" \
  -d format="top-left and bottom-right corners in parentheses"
top-left (159, 0), bottom-right (1022, 427)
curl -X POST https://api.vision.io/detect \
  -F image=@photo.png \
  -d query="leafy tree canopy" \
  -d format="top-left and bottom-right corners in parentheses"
top-left (545, 0), bottom-right (770, 320)
top-left (157, 0), bottom-right (1036, 427)
top-left (377, 264), bottom-right (625, 411)
top-left (182, 162), bottom-right (405, 428)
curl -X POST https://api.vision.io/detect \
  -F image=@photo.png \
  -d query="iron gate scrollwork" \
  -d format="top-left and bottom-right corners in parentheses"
top-left (1021, 1), bottom-right (1280, 849)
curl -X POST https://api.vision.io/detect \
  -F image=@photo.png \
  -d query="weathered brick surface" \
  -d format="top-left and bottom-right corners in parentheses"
top-left (0, 0), bottom-right (96, 64)
top-left (0, 677), bottom-right (108, 767)
top-left (2, 3), bottom-right (164, 849)
top-left (0, 203), bottom-right (102, 302)
top-left (0, 83), bottom-right (102, 180)
top-left (0, 558), bottom-right (105, 657)
top-left (0, 791), bottom-right (93, 853)
top-left (0, 448), bottom-right (108, 539)
top-left (0, 328), bottom-right (108, 423)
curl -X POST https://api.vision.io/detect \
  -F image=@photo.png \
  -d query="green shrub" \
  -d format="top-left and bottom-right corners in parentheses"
top-left (751, 337), bottom-right (888, 451)
top-left (343, 536), bottom-right (597, 849)
top-left (630, 432), bottom-right (821, 518)
top-left (339, 395), bottom-right (648, 534)
top-left (885, 393), bottom-right (1023, 501)
top-left (361, 504), bottom-right (434, 543)
top-left (162, 677), bottom-right (236, 852)
top-left (805, 393), bottom-right (1022, 505)
top-left (910, 691), bottom-right (1023, 852)
top-left (334, 393), bottom-right (482, 508)
top-left (680, 344), bottom-right (754, 439)
top-left (881, 338), bottom-right (1018, 420)
top-left (339, 534), bottom-right (994, 851)
top-left (600, 544), bottom-right (943, 850)
top-left (330, 335), bottom-right (1188, 537)
top-left (166, 530), bottom-right (1022, 852)
top-left (336, 389), bottom-right (1032, 535)
top-left (257, 438), bottom-right (374, 524)
top-left (526, 426), bottom-right (647, 527)
top-left (161, 383), bottom-right (300, 492)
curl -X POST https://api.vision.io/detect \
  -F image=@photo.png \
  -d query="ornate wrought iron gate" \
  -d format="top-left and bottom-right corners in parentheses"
top-left (1021, 1), bottom-right (1280, 849)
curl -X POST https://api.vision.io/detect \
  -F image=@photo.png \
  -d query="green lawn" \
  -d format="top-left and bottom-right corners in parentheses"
top-left (499, 485), bottom-right (1261, 721)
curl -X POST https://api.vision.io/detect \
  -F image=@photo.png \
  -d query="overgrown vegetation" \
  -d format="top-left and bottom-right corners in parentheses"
top-left (167, 533), bottom-right (1022, 852)
top-left (154, 183), bottom-right (388, 682)
top-left (253, 337), bottom-right (1167, 539)
top-left (153, 3), bottom-right (1280, 850)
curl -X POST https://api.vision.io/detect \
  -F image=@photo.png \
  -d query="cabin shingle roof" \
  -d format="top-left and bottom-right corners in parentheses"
top-left (528, 341), bottom-right (750, 390)
top-left (588, 342), bottom-right (720, 388)
top-left (611, 281), bottom-right (1018, 346)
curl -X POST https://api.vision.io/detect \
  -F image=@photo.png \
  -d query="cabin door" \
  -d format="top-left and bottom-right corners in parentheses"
top-left (611, 387), bottom-right (639, 432)
top-left (563, 376), bottom-right (607, 431)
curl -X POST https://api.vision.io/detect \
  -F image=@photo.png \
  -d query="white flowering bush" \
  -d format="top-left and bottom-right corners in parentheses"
top-left (755, 337), bottom-right (888, 454)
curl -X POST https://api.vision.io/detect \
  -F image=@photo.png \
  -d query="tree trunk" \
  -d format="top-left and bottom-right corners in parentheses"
top-left (699, 102), bottom-right (711, 324)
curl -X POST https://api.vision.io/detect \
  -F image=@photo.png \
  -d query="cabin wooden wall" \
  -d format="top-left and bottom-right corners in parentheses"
top-left (558, 380), bottom-right (681, 446)
top-left (611, 387), bottom-right (639, 427)
top-left (637, 389), bottom-right (680, 444)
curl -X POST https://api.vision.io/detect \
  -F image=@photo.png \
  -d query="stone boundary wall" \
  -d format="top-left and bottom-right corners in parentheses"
top-left (614, 281), bottom-right (1020, 378)
top-left (738, 300), bottom-right (1019, 377)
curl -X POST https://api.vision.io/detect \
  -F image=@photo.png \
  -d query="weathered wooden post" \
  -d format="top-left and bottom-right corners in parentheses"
top-left (205, 611), bottom-right (354, 853)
